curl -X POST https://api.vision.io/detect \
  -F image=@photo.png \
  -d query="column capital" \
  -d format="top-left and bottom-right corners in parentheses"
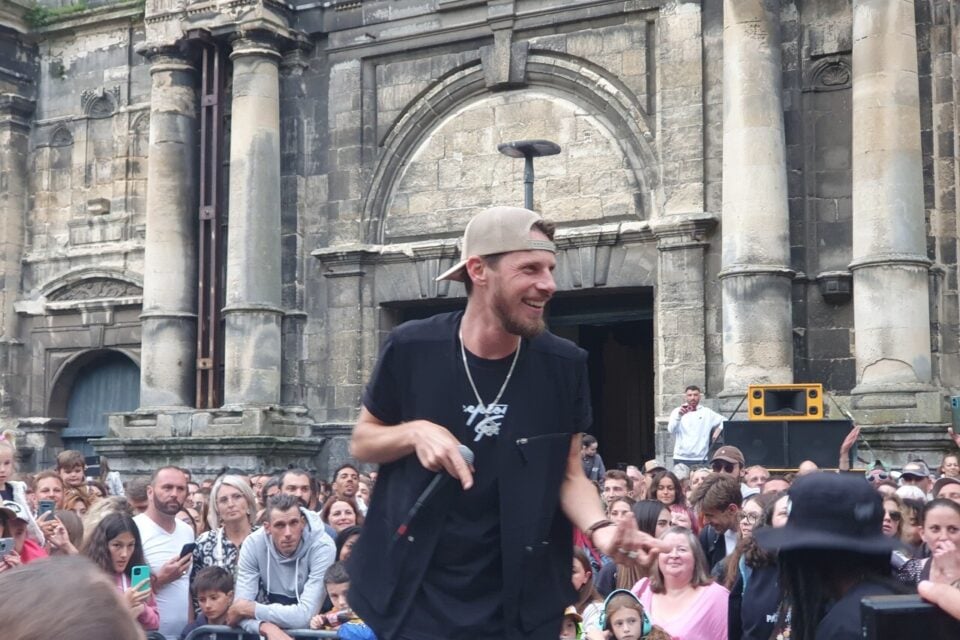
top-left (230, 26), bottom-right (306, 62)
top-left (136, 42), bottom-right (199, 74)
top-left (649, 212), bottom-right (719, 250)
top-left (0, 94), bottom-right (35, 132)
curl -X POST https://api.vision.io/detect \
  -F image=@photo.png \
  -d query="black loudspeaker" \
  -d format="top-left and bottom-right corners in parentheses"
top-left (723, 419), bottom-right (853, 468)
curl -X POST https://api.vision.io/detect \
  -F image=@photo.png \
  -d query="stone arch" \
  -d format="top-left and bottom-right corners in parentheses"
top-left (363, 50), bottom-right (658, 243)
top-left (48, 125), bottom-right (74, 148)
top-left (47, 348), bottom-right (141, 419)
top-left (129, 111), bottom-right (150, 158)
top-left (38, 268), bottom-right (143, 302)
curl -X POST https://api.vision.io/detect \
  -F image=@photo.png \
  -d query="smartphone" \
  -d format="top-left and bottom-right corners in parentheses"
top-left (37, 500), bottom-right (56, 518)
top-left (0, 538), bottom-right (13, 555)
top-left (130, 564), bottom-right (151, 592)
top-left (179, 542), bottom-right (197, 559)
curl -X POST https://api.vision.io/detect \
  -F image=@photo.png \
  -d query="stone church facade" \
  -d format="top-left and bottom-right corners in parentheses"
top-left (0, 0), bottom-right (957, 477)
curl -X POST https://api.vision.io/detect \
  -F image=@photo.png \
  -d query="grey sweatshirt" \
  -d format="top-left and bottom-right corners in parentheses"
top-left (235, 507), bottom-right (336, 634)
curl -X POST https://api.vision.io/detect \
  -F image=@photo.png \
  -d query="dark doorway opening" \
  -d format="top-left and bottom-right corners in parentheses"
top-left (382, 287), bottom-right (655, 468)
top-left (62, 351), bottom-right (140, 457)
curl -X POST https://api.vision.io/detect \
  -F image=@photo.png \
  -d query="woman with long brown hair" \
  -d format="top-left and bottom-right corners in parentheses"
top-left (83, 512), bottom-right (158, 633)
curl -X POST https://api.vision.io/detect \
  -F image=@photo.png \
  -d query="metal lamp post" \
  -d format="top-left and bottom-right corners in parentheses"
top-left (497, 139), bottom-right (561, 210)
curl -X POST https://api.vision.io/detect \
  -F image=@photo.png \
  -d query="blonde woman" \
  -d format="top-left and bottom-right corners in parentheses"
top-left (190, 474), bottom-right (257, 586)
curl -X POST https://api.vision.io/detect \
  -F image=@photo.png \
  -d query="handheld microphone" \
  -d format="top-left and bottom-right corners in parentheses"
top-left (393, 444), bottom-right (474, 542)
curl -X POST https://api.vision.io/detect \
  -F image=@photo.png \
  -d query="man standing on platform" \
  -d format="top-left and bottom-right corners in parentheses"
top-left (348, 206), bottom-right (665, 640)
top-left (668, 385), bottom-right (725, 467)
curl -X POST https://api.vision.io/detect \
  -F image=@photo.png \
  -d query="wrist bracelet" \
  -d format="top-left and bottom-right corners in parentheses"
top-left (586, 518), bottom-right (615, 543)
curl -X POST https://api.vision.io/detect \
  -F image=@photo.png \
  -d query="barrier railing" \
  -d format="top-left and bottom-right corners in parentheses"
top-left (182, 625), bottom-right (339, 640)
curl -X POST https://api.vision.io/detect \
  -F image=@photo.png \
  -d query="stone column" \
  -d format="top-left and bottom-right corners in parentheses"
top-left (222, 34), bottom-right (283, 407)
top-left (850, 0), bottom-right (932, 392)
top-left (0, 94), bottom-right (34, 419)
top-left (719, 0), bottom-right (794, 394)
top-left (139, 47), bottom-right (199, 409)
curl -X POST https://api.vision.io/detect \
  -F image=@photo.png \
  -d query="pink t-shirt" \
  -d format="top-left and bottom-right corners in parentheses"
top-left (632, 578), bottom-right (729, 640)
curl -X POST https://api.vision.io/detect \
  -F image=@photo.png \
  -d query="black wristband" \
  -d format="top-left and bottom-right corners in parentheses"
top-left (586, 518), bottom-right (615, 543)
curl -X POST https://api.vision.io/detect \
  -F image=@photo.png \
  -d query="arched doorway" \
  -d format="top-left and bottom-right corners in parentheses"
top-left (61, 351), bottom-right (140, 457)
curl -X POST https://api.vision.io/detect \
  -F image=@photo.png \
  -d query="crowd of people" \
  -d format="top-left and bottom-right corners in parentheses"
top-left (562, 432), bottom-right (960, 640)
top-left (0, 430), bottom-right (375, 640)
top-left (3, 204), bottom-right (960, 640)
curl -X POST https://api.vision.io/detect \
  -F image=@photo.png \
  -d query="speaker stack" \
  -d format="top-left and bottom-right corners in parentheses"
top-left (724, 384), bottom-right (851, 469)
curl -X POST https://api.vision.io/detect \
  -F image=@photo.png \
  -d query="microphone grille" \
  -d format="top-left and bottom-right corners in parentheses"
top-left (458, 444), bottom-right (475, 466)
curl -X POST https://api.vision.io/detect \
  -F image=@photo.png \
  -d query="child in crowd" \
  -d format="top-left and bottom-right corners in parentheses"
top-left (0, 431), bottom-right (44, 544)
top-left (560, 605), bottom-right (583, 639)
top-left (179, 566), bottom-right (235, 640)
top-left (310, 561), bottom-right (377, 639)
top-left (56, 450), bottom-right (88, 498)
top-left (585, 590), bottom-right (671, 640)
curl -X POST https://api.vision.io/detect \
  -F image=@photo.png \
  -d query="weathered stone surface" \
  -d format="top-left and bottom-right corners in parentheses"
top-left (850, 0), bottom-right (933, 404)
top-left (0, 0), bottom-right (958, 473)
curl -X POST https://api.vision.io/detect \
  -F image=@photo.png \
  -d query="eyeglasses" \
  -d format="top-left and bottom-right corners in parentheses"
top-left (738, 513), bottom-right (761, 524)
top-left (711, 461), bottom-right (736, 473)
top-left (884, 510), bottom-right (902, 522)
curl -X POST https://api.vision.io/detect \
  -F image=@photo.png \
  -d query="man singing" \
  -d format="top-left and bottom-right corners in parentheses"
top-left (349, 206), bottom-right (662, 640)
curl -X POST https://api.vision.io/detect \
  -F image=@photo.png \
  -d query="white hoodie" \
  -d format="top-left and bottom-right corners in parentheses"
top-left (235, 506), bottom-right (336, 634)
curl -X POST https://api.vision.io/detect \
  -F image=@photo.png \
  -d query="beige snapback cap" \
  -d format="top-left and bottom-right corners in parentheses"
top-left (435, 206), bottom-right (556, 282)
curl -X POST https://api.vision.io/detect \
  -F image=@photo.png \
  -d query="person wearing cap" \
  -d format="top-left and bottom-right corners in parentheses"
top-left (900, 460), bottom-right (934, 497)
top-left (934, 476), bottom-right (960, 504)
top-left (754, 473), bottom-right (904, 640)
top-left (349, 206), bottom-right (665, 640)
top-left (559, 605), bottom-right (583, 639)
top-left (0, 499), bottom-right (48, 571)
top-left (710, 446), bottom-right (745, 480)
top-left (668, 385), bottom-right (724, 467)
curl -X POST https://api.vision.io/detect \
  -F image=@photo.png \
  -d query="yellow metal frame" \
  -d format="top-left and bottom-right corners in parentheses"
top-left (747, 383), bottom-right (824, 421)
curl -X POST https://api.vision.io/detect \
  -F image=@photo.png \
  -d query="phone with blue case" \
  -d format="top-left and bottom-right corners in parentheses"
top-left (130, 564), bottom-right (151, 592)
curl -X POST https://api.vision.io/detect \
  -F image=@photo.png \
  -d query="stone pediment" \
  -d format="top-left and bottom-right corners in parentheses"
top-left (47, 277), bottom-right (143, 302)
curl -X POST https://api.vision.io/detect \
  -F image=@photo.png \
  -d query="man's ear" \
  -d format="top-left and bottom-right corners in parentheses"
top-left (464, 256), bottom-right (487, 287)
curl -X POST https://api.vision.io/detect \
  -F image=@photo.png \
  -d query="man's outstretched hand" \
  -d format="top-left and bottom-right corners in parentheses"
top-left (591, 517), bottom-right (671, 567)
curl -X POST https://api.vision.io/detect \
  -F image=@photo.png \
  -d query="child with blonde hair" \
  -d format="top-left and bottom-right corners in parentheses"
top-left (0, 430), bottom-right (44, 544)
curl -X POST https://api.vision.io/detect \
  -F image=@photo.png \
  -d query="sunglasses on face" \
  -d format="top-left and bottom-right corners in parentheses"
top-left (711, 461), bottom-right (736, 473)
top-left (884, 510), bottom-right (902, 522)
top-left (867, 471), bottom-right (889, 481)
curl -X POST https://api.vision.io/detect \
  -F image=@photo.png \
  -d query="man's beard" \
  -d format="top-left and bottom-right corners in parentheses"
top-left (154, 495), bottom-right (183, 516)
top-left (492, 289), bottom-right (546, 340)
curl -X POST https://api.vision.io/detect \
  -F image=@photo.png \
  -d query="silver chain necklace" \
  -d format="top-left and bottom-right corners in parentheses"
top-left (459, 328), bottom-right (521, 437)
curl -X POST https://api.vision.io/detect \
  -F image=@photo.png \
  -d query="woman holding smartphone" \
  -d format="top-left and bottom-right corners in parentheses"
top-left (83, 512), bottom-right (159, 632)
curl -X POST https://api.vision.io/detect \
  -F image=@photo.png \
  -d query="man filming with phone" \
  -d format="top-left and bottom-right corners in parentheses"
top-left (134, 466), bottom-right (195, 640)
top-left (667, 385), bottom-right (725, 467)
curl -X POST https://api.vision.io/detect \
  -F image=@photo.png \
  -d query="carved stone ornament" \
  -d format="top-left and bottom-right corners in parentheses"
top-left (819, 63), bottom-right (850, 87)
top-left (49, 126), bottom-right (73, 147)
top-left (806, 58), bottom-right (852, 92)
top-left (48, 278), bottom-right (144, 301)
top-left (81, 87), bottom-right (121, 119)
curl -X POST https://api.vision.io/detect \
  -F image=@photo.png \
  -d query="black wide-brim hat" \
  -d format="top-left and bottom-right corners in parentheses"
top-left (754, 472), bottom-right (900, 556)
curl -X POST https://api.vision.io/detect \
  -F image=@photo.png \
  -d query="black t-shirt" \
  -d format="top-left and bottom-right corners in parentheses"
top-left (0, 484), bottom-right (12, 502)
top-left (815, 579), bottom-right (901, 640)
top-left (361, 311), bottom-right (590, 639)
